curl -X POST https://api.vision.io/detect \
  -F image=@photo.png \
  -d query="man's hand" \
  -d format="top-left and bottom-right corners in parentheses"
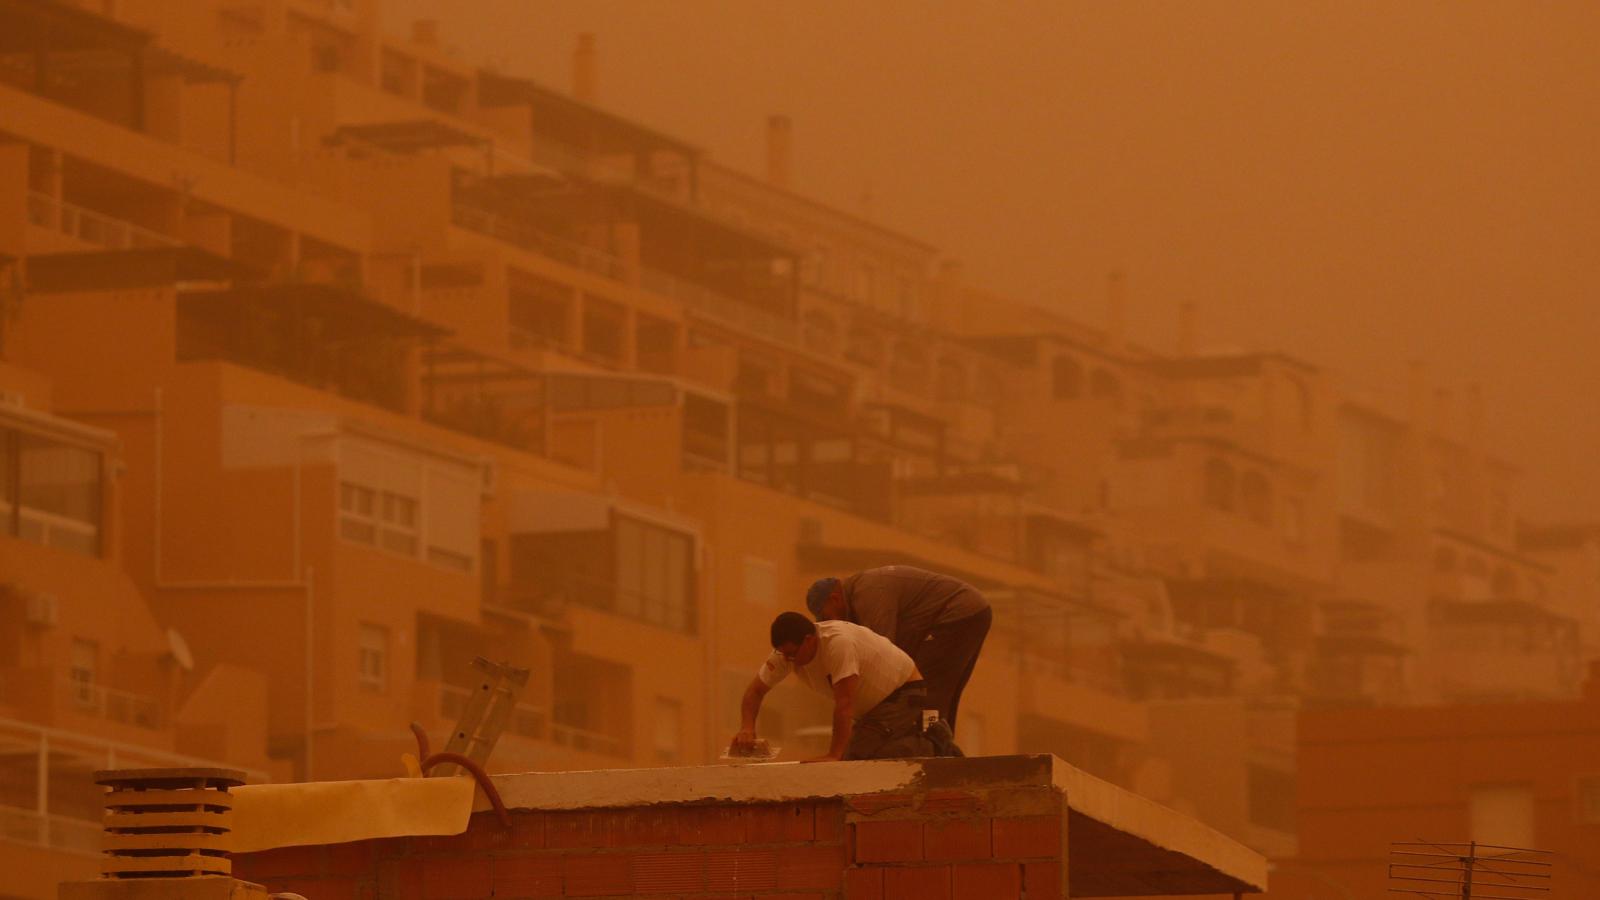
top-left (729, 729), bottom-right (760, 754)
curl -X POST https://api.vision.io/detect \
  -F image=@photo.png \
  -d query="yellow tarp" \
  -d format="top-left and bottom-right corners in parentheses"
top-left (230, 776), bottom-right (476, 852)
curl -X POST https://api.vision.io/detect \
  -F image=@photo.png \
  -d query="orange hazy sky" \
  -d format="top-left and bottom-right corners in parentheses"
top-left (386, 1), bottom-right (1600, 522)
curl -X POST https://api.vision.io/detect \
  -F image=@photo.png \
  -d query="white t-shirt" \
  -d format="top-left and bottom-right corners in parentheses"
top-left (757, 620), bottom-right (916, 717)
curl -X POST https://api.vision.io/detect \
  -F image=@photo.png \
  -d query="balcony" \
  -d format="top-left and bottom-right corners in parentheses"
top-left (450, 203), bottom-right (626, 281)
top-left (0, 670), bottom-right (161, 732)
top-left (25, 192), bottom-right (179, 252)
top-left (177, 282), bottom-right (447, 415)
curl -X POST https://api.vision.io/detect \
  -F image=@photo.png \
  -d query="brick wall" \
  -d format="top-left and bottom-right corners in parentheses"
top-left (234, 784), bottom-right (1068, 900)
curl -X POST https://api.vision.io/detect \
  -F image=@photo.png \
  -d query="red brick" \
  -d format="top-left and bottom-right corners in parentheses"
top-left (992, 815), bottom-right (1062, 859)
top-left (610, 807), bottom-right (684, 846)
top-left (545, 810), bottom-right (607, 848)
top-left (376, 858), bottom-right (422, 900)
top-left (883, 865), bottom-right (951, 900)
top-left (774, 843), bottom-right (846, 890)
top-left (844, 866), bottom-right (885, 900)
top-left (235, 846), bottom-right (323, 880)
top-left (854, 819), bottom-right (922, 863)
top-left (422, 812), bottom-right (543, 852)
top-left (563, 853), bottom-right (632, 896)
top-left (953, 862), bottom-right (1022, 898)
top-left (744, 802), bottom-right (816, 843)
top-left (920, 789), bottom-right (985, 816)
top-left (322, 841), bottom-right (377, 876)
top-left (678, 805), bottom-right (747, 844)
top-left (704, 847), bottom-right (777, 892)
top-left (923, 818), bottom-right (991, 861)
top-left (491, 855), bottom-right (562, 898)
top-left (815, 802), bottom-right (846, 844)
top-left (1023, 860), bottom-right (1064, 900)
top-left (266, 878), bottom-right (364, 900)
top-left (418, 856), bottom-right (493, 900)
top-left (632, 851), bottom-right (707, 893)
top-left (846, 792), bottom-right (917, 816)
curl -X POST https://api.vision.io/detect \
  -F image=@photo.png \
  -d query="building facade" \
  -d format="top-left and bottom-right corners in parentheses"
top-left (0, 0), bottom-right (1592, 896)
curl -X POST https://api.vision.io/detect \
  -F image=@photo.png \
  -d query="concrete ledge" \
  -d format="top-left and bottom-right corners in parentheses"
top-left (479, 753), bottom-right (1266, 897)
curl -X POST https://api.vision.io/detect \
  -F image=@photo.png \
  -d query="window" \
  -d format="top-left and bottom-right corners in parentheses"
top-left (1, 427), bottom-right (103, 557)
top-left (358, 624), bottom-right (389, 693)
top-left (339, 438), bottom-right (480, 572)
top-left (1470, 784), bottom-right (1534, 848)
top-left (581, 297), bottom-right (625, 364)
top-left (508, 270), bottom-right (572, 350)
top-left (1577, 776), bottom-right (1600, 824)
top-left (613, 515), bottom-right (695, 633)
top-left (69, 638), bottom-right (97, 708)
top-left (1247, 764), bottom-right (1296, 833)
top-left (653, 697), bottom-right (682, 763)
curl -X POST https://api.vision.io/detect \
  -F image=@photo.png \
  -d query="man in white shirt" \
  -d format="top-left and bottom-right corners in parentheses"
top-left (730, 612), bottom-right (932, 761)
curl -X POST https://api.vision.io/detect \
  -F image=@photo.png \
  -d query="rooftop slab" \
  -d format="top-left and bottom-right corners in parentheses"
top-left (482, 754), bottom-right (1265, 897)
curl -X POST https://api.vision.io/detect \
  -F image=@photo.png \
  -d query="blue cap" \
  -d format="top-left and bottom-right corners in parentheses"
top-left (805, 577), bottom-right (841, 618)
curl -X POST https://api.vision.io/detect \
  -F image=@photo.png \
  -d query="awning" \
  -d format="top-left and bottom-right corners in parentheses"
top-left (327, 119), bottom-right (489, 153)
top-left (26, 246), bottom-right (258, 293)
top-left (179, 283), bottom-right (449, 340)
top-left (477, 71), bottom-right (700, 160)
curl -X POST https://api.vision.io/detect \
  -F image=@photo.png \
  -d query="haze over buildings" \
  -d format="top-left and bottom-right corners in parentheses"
top-left (385, 0), bottom-right (1600, 521)
top-left (0, 0), bottom-right (1596, 898)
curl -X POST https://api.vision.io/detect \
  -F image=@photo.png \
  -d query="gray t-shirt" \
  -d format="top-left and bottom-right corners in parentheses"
top-left (841, 566), bottom-right (988, 654)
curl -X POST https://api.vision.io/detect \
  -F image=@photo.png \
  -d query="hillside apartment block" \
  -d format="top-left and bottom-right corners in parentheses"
top-left (0, 0), bottom-right (1595, 895)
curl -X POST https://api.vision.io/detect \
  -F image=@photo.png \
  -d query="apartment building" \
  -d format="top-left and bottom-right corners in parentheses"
top-left (0, 0), bottom-right (1593, 895)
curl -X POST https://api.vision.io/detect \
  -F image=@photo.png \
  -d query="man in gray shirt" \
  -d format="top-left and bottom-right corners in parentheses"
top-left (806, 565), bottom-right (991, 736)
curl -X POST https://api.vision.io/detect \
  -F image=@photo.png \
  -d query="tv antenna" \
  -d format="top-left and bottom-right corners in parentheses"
top-left (1389, 840), bottom-right (1551, 900)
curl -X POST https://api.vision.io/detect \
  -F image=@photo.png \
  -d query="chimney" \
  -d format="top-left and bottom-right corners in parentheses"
top-left (411, 19), bottom-right (438, 47)
top-left (1176, 302), bottom-right (1197, 356)
top-left (573, 33), bottom-right (597, 102)
top-left (1106, 269), bottom-right (1127, 350)
top-left (766, 115), bottom-right (792, 190)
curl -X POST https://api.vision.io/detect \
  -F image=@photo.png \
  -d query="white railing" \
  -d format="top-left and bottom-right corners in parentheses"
top-left (66, 679), bottom-right (162, 730)
top-left (640, 266), bottom-right (800, 346)
top-left (549, 722), bottom-right (625, 757)
top-left (26, 192), bottom-right (180, 251)
top-left (450, 204), bottom-right (626, 280)
top-left (0, 804), bottom-right (101, 856)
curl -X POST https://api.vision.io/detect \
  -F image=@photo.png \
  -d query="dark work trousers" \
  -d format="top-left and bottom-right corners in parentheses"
top-left (844, 681), bottom-right (933, 760)
top-left (911, 606), bottom-right (992, 734)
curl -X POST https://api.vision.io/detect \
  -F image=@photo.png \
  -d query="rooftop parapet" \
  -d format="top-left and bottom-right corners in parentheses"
top-left (230, 754), bottom-right (1265, 898)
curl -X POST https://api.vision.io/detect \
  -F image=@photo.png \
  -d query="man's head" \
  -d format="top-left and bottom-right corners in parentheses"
top-left (770, 611), bottom-right (819, 665)
top-left (805, 577), bottom-right (846, 621)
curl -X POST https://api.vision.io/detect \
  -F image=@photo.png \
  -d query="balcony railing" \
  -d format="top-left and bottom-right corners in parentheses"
top-left (65, 678), bottom-right (162, 730)
top-left (26, 192), bottom-right (180, 252)
top-left (0, 804), bottom-right (101, 856)
top-left (549, 722), bottom-right (626, 757)
top-left (640, 267), bottom-right (799, 347)
top-left (450, 204), bottom-right (626, 281)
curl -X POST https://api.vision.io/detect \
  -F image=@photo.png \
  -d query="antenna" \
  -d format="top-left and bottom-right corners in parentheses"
top-left (1388, 840), bottom-right (1551, 900)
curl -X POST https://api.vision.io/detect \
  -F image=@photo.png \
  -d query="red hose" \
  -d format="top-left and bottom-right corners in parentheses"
top-left (408, 721), bottom-right (431, 761)
top-left (420, 750), bottom-right (511, 829)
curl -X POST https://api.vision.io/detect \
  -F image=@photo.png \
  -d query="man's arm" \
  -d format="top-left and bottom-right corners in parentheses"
top-left (805, 674), bottom-right (859, 762)
top-left (731, 677), bottom-right (771, 752)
